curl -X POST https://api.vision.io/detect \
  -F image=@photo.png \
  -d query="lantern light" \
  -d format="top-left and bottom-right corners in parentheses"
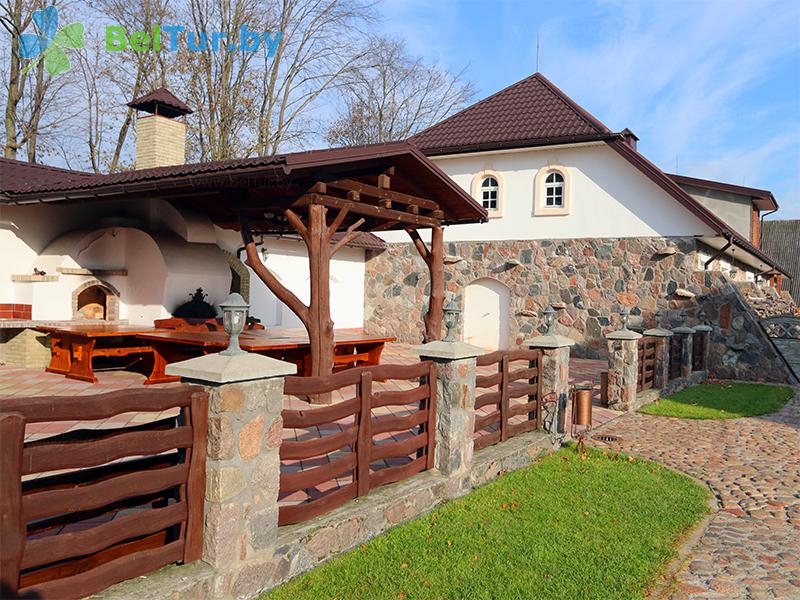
top-left (219, 293), bottom-right (250, 356)
top-left (442, 299), bottom-right (461, 342)
top-left (542, 306), bottom-right (556, 335)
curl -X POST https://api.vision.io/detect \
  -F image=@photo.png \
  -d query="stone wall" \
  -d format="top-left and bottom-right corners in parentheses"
top-left (365, 237), bottom-right (702, 357)
top-left (364, 237), bottom-right (794, 383)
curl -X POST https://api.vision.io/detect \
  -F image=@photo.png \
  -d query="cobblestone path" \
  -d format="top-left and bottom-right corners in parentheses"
top-left (590, 391), bottom-right (800, 600)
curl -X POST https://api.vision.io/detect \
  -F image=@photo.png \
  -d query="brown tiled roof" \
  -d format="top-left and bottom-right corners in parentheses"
top-left (0, 157), bottom-right (91, 196)
top-left (128, 87), bottom-right (193, 118)
top-left (330, 232), bottom-right (386, 250)
top-left (410, 72), bottom-right (614, 155)
top-left (761, 220), bottom-right (800, 301)
top-left (668, 173), bottom-right (778, 211)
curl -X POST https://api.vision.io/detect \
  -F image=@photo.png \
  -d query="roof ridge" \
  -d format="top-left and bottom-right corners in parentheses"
top-left (531, 73), bottom-right (610, 134)
top-left (409, 72), bottom-right (545, 142)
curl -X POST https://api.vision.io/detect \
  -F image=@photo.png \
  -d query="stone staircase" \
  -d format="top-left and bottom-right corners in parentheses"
top-left (761, 316), bottom-right (800, 382)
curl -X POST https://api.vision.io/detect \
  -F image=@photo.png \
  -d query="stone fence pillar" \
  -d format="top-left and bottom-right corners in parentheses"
top-left (605, 329), bottom-right (642, 412)
top-left (693, 325), bottom-right (712, 372)
top-left (166, 352), bottom-right (296, 598)
top-left (412, 340), bottom-right (483, 498)
top-left (672, 326), bottom-right (695, 378)
top-left (643, 327), bottom-right (673, 390)
top-left (524, 334), bottom-right (574, 434)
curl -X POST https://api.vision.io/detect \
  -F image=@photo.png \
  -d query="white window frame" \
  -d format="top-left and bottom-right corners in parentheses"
top-left (534, 167), bottom-right (570, 216)
top-left (471, 170), bottom-right (504, 218)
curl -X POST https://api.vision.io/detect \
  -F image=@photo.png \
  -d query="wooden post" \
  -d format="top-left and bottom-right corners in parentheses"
top-left (408, 225), bottom-right (445, 343)
top-left (357, 371), bottom-right (373, 497)
top-left (499, 355), bottom-right (509, 442)
top-left (0, 412), bottom-right (25, 598)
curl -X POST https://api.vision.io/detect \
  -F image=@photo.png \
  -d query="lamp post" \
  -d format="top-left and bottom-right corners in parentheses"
top-left (542, 306), bottom-right (556, 335)
top-left (619, 307), bottom-right (630, 331)
top-left (219, 293), bottom-right (250, 356)
top-left (442, 299), bottom-right (461, 342)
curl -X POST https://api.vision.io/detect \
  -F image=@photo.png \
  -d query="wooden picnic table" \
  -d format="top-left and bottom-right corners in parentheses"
top-left (35, 324), bottom-right (171, 384)
top-left (137, 330), bottom-right (396, 379)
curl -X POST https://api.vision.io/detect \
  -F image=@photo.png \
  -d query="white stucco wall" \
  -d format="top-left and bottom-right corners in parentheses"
top-left (679, 184), bottom-right (752, 240)
top-left (214, 229), bottom-right (366, 329)
top-left (379, 143), bottom-right (716, 243)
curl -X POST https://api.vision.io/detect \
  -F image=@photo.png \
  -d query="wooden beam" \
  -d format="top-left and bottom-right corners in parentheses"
top-left (326, 179), bottom-right (439, 211)
top-left (296, 194), bottom-right (441, 228)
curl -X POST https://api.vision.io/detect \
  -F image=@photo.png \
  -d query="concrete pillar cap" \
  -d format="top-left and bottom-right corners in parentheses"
top-left (605, 329), bottom-right (642, 341)
top-left (411, 340), bottom-right (485, 360)
top-left (693, 325), bottom-right (713, 332)
top-left (523, 334), bottom-right (576, 349)
top-left (165, 352), bottom-right (297, 384)
top-left (672, 326), bottom-right (695, 335)
top-left (643, 327), bottom-right (673, 337)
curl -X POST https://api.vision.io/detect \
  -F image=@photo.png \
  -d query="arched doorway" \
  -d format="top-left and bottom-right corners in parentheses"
top-left (463, 278), bottom-right (510, 350)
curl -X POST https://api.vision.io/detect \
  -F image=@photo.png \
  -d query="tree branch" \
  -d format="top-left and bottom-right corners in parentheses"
top-left (238, 212), bottom-right (310, 327)
top-left (284, 208), bottom-right (309, 244)
top-left (406, 228), bottom-right (430, 264)
top-left (330, 218), bottom-right (366, 256)
top-left (327, 206), bottom-right (350, 239)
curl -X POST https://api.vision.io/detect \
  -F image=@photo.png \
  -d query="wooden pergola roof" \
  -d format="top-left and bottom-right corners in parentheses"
top-left (1, 142), bottom-right (487, 231)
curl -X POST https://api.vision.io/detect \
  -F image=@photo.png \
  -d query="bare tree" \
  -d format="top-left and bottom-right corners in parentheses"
top-left (254, 0), bottom-right (376, 155)
top-left (327, 37), bottom-right (475, 146)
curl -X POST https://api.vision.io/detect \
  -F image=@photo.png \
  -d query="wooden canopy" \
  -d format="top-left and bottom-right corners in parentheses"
top-left (3, 142), bottom-right (487, 383)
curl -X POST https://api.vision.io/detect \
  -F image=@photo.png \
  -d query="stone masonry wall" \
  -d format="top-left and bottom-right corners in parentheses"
top-left (365, 237), bottom-right (702, 357)
top-left (364, 238), bottom-right (794, 383)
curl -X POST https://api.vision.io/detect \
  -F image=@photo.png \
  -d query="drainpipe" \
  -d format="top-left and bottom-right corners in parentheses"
top-left (704, 237), bottom-right (733, 271)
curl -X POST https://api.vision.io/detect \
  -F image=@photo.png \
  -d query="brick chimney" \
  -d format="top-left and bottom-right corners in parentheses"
top-left (620, 128), bottom-right (639, 151)
top-left (127, 88), bottom-right (192, 169)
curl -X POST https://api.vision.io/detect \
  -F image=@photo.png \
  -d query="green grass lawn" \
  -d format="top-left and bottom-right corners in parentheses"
top-left (265, 448), bottom-right (709, 600)
top-left (639, 382), bottom-right (794, 420)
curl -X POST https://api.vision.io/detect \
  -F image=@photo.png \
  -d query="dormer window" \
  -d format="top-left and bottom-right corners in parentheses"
top-left (534, 167), bottom-right (570, 216)
top-left (544, 172), bottom-right (564, 207)
top-left (481, 177), bottom-right (499, 210)
top-left (471, 171), bottom-right (503, 217)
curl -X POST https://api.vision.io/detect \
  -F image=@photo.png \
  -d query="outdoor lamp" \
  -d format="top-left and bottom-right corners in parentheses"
top-left (443, 299), bottom-right (461, 342)
top-left (619, 307), bottom-right (630, 330)
top-left (542, 306), bottom-right (556, 335)
top-left (220, 293), bottom-right (250, 356)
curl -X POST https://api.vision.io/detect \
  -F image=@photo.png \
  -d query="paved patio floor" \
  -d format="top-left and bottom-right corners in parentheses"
top-left (590, 389), bottom-right (800, 600)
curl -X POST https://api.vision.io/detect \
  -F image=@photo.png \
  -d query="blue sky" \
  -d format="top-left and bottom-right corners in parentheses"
top-left (378, 0), bottom-right (800, 219)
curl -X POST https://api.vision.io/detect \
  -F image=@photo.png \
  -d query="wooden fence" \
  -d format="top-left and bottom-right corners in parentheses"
top-left (279, 362), bottom-right (437, 526)
top-left (692, 331), bottom-right (706, 371)
top-left (637, 336), bottom-right (657, 392)
top-left (0, 387), bottom-right (207, 600)
top-left (473, 349), bottom-right (543, 451)
top-left (669, 335), bottom-right (682, 380)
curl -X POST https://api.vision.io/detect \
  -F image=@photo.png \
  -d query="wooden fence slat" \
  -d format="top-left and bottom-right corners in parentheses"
top-left (425, 362), bottom-right (437, 471)
top-left (183, 390), bottom-right (207, 564)
top-left (370, 384), bottom-right (430, 408)
top-left (22, 502), bottom-right (187, 571)
top-left (0, 412), bottom-right (25, 598)
top-left (23, 463), bottom-right (189, 523)
top-left (474, 391), bottom-right (501, 409)
top-left (20, 539), bottom-right (184, 600)
top-left (500, 356), bottom-right (510, 442)
top-left (476, 351), bottom-right (504, 367)
top-left (508, 382), bottom-right (539, 399)
top-left (2, 387), bottom-right (201, 423)
top-left (280, 426), bottom-right (357, 460)
top-left (473, 430), bottom-right (502, 451)
top-left (371, 410), bottom-right (428, 435)
top-left (281, 397), bottom-right (360, 428)
top-left (508, 366), bottom-right (539, 382)
top-left (370, 432), bottom-right (428, 462)
top-left (475, 372), bottom-right (502, 388)
top-left (369, 455), bottom-right (427, 488)
top-left (279, 453), bottom-right (356, 493)
top-left (22, 426), bottom-right (193, 476)
top-left (357, 372), bottom-right (373, 497)
top-left (474, 410), bottom-right (501, 430)
top-left (278, 483), bottom-right (358, 526)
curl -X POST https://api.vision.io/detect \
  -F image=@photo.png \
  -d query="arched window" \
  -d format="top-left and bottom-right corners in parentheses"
top-left (480, 176), bottom-right (499, 210)
top-left (544, 171), bottom-right (564, 207)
